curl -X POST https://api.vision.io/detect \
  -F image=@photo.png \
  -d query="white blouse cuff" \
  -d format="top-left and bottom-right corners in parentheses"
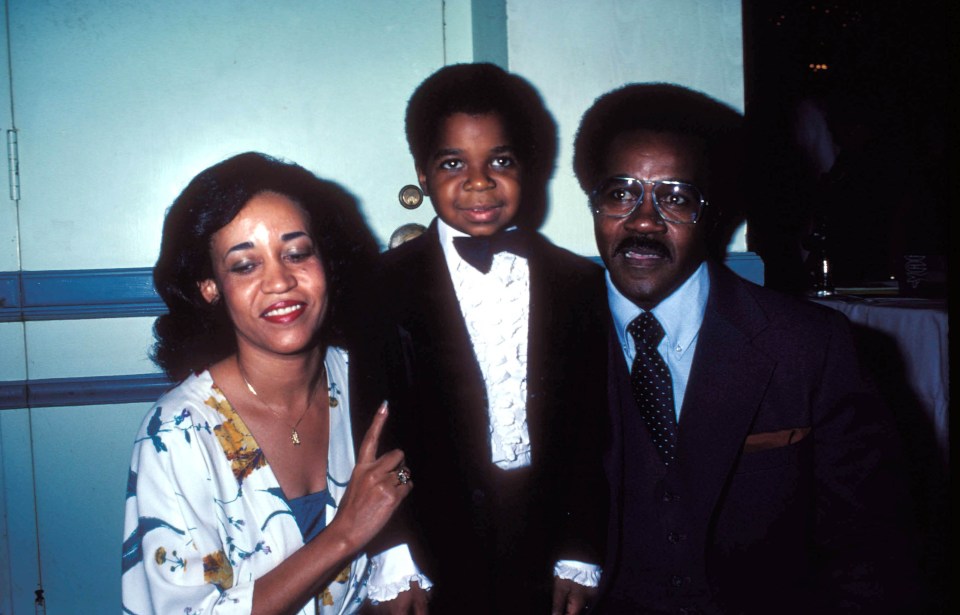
top-left (553, 559), bottom-right (602, 587)
top-left (366, 544), bottom-right (433, 603)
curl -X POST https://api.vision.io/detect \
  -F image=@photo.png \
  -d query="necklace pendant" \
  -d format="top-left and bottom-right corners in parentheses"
top-left (291, 429), bottom-right (301, 446)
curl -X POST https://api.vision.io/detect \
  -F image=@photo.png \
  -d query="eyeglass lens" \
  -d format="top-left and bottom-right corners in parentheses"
top-left (592, 178), bottom-right (702, 222)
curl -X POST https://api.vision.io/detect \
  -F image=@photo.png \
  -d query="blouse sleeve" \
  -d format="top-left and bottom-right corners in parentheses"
top-left (121, 404), bottom-right (257, 614)
top-left (365, 543), bottom-right (433, 603)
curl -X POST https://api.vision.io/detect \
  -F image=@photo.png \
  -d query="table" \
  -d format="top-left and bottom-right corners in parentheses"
top-left (814, 295), bottom-right (949, 460)
top-left (815, 295), bottom-right (949, 604)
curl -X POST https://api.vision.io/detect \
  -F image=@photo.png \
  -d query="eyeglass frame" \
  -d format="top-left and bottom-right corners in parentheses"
top-left (588, 176), bottom-right (708, 224)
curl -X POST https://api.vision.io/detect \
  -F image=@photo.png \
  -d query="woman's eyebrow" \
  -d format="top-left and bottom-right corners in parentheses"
top-left (281, 231), bottom-right (309, 242)
top-left (225, 241), bottom-right (254, 255)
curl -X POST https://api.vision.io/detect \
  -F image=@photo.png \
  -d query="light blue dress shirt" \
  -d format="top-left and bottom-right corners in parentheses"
top-left (606, 262), bottom-right (710, 421)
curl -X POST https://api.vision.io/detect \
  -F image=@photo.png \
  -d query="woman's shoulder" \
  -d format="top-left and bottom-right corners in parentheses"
top-left (134, 371), bottom-right (221, 437)
top-left (326, 345), bottom-right (348, 368)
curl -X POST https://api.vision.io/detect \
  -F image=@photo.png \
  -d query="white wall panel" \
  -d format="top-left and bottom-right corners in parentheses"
top-left (0, 409), bottom-right (41, 615)
top-left (0, 322), bottom-right (26, 381)
top-left (9, 0), bottom-right (447, 271)
top-left (29, 403), bottom-right (148, 612)
top-left (507, 0), bottom-right (744, 256)
top-left (24, 317), bottom-right (157, 380)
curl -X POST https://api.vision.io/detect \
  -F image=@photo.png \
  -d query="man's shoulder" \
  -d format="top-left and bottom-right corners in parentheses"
top-left (710, 263), bottom-right (849, 337)
top-left (528, 232), bottom-right (604, 279)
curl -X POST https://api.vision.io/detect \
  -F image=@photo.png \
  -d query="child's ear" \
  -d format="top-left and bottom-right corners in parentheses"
top-left (198, 279), bottom-right (221, 305)
top-left (416, 166), bottom-right (430, 197)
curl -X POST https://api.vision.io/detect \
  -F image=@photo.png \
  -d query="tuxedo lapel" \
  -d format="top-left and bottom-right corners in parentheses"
top-left (677, 265), bottom-right (776, 534)
top-left (524, 235), bottom-right (551, 454)
top-left (403, 224), bottom-right (490, 461)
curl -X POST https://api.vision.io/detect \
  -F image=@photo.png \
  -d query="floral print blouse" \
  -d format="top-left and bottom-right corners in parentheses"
top-left (121, 346), bottom-right (368, 614)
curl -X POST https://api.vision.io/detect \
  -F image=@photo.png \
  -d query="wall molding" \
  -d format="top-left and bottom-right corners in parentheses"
top-left (0, 268), bottom-right (165, 322)
top-left (0, 373), bottom-right (173, 411)
top-left (0, 254), bottom-right (764, 323)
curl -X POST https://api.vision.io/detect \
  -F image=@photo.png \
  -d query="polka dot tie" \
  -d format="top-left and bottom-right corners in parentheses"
top-left (628, 312), bottom-right (678, 465)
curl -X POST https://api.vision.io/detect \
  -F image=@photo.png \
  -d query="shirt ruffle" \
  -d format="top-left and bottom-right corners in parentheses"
top-left (553, 560), bottom-right (603, 587)
top-left (366, 544), bottom-right (433, 603)
top-left (453, 253), bottom-right (531, 469)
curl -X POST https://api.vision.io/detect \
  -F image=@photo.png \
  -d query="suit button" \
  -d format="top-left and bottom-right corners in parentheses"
top-left (472, 489), bottom-right (485, 505)
top-left (671, 575), bottom-right (684, 587)
top-left (663, 491), bottom-right (679, 502)
top-left (668, 532), bottom-right (687, 544)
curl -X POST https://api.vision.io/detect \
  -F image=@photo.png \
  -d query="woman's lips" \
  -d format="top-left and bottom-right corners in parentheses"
top-left (260, 301), bottom-right (305, 323)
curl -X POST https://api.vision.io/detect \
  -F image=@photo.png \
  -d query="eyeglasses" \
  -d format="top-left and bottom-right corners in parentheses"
top-left (589, 176), bottom-right (707, 224)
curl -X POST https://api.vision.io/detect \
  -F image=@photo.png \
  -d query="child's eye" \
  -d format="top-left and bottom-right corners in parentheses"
top-left (438, 158), bottom-right (463, 171)
top-left (491, 156), bottom-right (516, 169)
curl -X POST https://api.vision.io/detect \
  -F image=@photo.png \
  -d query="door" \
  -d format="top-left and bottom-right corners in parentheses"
top-left (0, 1), bottom-right (461, 611)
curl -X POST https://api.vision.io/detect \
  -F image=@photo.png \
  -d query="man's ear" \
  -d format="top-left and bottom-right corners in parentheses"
top-left (416, 166), bottom-right (430, 197)
top-left (198, 279), bottom-right (220, 305)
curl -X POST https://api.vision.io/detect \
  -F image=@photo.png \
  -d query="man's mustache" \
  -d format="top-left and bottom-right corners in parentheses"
top-left (613, 236), bottom-right (670, 259)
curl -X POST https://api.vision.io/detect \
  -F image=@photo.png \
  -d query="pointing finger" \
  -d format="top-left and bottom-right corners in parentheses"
top-left (357, 401), bottom-right (388, 463)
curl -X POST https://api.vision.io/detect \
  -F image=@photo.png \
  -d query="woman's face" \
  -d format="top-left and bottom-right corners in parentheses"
top-left (199, 191), bottom-right (328, 359)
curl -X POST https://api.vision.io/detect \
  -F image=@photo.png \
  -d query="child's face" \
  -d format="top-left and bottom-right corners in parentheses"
top-left (417, 112), bottom-right (521, 237)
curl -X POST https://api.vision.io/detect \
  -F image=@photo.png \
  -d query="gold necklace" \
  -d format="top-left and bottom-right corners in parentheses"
top-left (237, 359), bottom-right (324, 447)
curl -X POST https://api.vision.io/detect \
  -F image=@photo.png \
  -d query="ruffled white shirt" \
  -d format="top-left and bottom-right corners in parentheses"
top-left (439, 219), bottom-right (532, 470)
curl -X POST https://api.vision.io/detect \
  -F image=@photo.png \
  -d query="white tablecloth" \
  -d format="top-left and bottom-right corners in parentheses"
top-left (814, 296), bottom-right (949, 460)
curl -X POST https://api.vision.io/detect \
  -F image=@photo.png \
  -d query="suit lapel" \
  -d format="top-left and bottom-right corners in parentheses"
top-left (677, 265), bottom-right (776, 530)
top-left (407, 224), bottom-right (490, 460)
top-left (524, 235), bottom-right (551, 454)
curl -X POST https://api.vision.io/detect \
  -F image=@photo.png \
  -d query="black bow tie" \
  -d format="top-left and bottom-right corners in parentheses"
top-left (453, 230), bottom-right (530, 274)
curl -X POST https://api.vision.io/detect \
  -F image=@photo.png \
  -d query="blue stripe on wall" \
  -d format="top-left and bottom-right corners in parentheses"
top-left (0, 254), bottom-right (762, 323)
top-left (0, 268), bottom-right (165, 322)
top-left (0, 381), bottom-right (27, 410)
top-left (0, 373), bottom-right (173, 410)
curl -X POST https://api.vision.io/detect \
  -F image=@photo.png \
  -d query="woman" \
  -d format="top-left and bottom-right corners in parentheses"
top-left (122, 152), bottom-right (412, 614)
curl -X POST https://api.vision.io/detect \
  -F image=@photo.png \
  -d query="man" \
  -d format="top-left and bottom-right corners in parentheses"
top-left (573, 83), bottom-right (922, 614)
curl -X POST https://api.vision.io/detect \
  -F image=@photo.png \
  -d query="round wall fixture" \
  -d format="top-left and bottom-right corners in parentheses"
top-left (399, 184), bottom-right (424, 209)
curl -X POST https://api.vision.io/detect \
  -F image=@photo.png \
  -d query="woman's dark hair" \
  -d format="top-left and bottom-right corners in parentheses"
top-left (405, 62), bottom-right (558, 229)
top-left (573, 83), bottom-right (744, 260)
top-left (151, 152), bottom-right (377, 380)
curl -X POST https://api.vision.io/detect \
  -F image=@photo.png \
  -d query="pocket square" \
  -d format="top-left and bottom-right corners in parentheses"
top-left (742, 427), bottom-right (811, 453)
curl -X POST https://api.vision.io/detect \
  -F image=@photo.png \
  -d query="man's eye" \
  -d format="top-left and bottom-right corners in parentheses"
top-left (610, 188), bottom-right (637, 202)
top-left (491, 156), bottom-right (516, 168)
top-left (439, 159), bottom-right (462, 170)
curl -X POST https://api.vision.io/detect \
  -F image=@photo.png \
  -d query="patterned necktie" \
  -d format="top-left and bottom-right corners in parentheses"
top-left (628, 312), bottom-right (678, 465)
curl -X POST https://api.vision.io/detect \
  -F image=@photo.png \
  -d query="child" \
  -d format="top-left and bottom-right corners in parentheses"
top-left (355, 63), bottom-right (608, 614)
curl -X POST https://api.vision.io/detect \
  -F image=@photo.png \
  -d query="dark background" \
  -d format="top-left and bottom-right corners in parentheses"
top-left (742, 0), bottom-right (951, 293)
top-left (742, 2), bottom-right (951, 611)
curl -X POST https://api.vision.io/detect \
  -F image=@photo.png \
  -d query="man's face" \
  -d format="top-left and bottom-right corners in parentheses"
top-left (592, 130), bottom-right (709, 310)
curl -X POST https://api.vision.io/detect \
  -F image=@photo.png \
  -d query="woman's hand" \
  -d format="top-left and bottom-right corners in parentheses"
top-left (328, 403), bottom-right (412, 552)
top-left (251, 403), bottom-right (412, 614)
top-left (364, 581), bottom-right (429, 614)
